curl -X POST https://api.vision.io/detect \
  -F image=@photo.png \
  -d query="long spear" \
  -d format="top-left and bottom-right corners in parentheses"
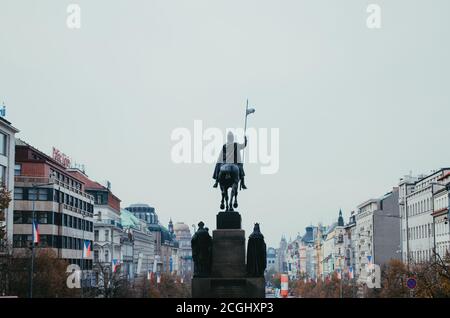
top-left (241, 99), bottom-right (255, 189)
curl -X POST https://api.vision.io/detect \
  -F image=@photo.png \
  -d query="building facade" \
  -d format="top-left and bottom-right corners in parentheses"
top-left (321, 211), bottom-right (345, 279)
top-left (0, 117), bottom-right (19, 251)
top-left (120, 208), bottom-right (155, 277)
top-left (13, 140), bottom-right (94, 269)
top-left (356, 188), bottom-right (400, 281)
top-left (68, 169), bottom-right (124, 276)
top-left (125, 204), bottom-right (178, 274)
top-left (401, 169), bottom-right (450, 264)
top-left (173, 222), bottom-right (192, 280)
top-left (266, 247), bottom-right (277, 271)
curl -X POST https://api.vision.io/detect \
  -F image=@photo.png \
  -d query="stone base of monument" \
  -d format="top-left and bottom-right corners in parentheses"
top-left (192, 277), bottom-right (265, 298)
top-left (192, 211), bottom-right (266, 298)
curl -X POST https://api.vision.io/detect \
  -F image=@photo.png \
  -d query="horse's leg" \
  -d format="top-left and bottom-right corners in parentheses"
top-left (229, 187), bottom-right (234, 211)
top-left (225, 186), bottom-right (230, 211)
top-left (233, 182), bottom-right (238, 209)
top-left (229, 185), bottom-right (236, 211)
top-left (220, 184), bottom-right (225, 210)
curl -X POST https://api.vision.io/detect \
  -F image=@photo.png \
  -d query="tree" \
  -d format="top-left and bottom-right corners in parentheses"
top-left (90, 262), bottom-right (134, 298)
top-left (3, 249), bottom-right (79, 297)
top-left (413, 252), bottom-right (450, 298)
top-left (146, 273), bottom-right (191, 298)
top-left (0, 184), bottom-right (12, 251)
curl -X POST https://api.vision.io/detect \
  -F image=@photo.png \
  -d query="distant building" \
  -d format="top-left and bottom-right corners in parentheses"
top-left (125, 203), bottom-right (178, 274)
top-left (399, 169), bottom-right (450, 265)
top-left (173, 222), bottom-right (193, 280)
top-left (266, 247), bottom-right (277, 271)
top-left (314, 223), bottom-right (327, 280)
top-left (322, 210), bottom-right (345, 278)
top-left (0, 117), bottom-right (19, 251)
top-left (344, 212), bottom-right (357, 277)
top-left (301, 225), bottom-right (318, 280)
top-left (286, 237), bottom-right (300, 280)
top-left (432, 173), bottom-right (450, 259)
top-left (355, 188), bottom-right (400, 281)
top-left (275, 236), bottom-right (287, 273)
top-left (120, 208), bottom-right (155, 277)
top-left (68, 169), bottom-right (124, 277)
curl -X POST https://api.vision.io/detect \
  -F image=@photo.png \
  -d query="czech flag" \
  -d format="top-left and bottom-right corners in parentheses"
top-left (32, 220), bottom-right (40, 244)
top-left (349, 266), bottom-right (354, 279)
top-left (83, 240), bottom-right (91, 258)
top-left (112, 259), bottom-right (120, 273)
top-left (336, 269), bottom-right (342, 280)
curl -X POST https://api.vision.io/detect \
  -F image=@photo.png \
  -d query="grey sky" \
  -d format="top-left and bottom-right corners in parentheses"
top-left (1, 1), bottom-right (450, 247)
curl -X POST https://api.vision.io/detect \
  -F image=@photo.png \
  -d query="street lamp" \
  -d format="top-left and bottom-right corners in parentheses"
top-left (29, 181), bottom-right (54, 298)
top-left (80, 210), bottom-right (89, 298)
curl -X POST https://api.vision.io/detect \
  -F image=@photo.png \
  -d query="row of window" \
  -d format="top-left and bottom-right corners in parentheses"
top-left (65, 258), bottom-right (93, 270)
top-left (13, 234), bottom-right (93, 252)
top-left (50, 168), bottom-right (83, 190)
top-left (410, 249), bottom-right (433, 263)
top-left (14, 187), bottom-right (94, 213)
top-left (404, 223), bottom-right (433, 241)
top-left (407, 198), bottom-right (432, 217)
top-left (13, 211), bottom-right (94, 232)
top-left (435, 196), bottom-right (448, 211)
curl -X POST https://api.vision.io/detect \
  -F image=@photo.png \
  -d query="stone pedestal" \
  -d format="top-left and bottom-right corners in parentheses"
top-left (192, 211), bottom-right (265, 298)
top-left (211, 229), bottom-right (246, 278)
top-left (192, 277), bottom-right (265, 298)
top-left (216, 211), bottom-right (241, 229)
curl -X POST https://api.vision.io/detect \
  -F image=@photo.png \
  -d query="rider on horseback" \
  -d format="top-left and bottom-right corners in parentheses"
top-left (212, 131), bottom-right (248, 189)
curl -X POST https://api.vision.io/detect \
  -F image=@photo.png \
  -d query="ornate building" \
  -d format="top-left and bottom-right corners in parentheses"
top-left (173, 222), bottom-right (193, 280)
top-left (125, 204), bottom-right (178, 274)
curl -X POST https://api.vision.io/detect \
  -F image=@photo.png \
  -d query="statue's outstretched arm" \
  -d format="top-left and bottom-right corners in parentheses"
top-left (237, 136), bottom-right (248, 150)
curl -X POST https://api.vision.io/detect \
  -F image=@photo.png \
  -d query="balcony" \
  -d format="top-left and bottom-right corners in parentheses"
top-left (94, 219), bottom-right (123, 229)
top-left (15, 176), bottom-right (94, 201)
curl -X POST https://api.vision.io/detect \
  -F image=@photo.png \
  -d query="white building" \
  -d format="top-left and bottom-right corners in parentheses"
top-left (120, 208), bottom-right (155, 277)
top-left (432, 173), bottom-right (450, 260)
top-left (398, 174), bottom-right (420, 263)
top-left (0, 117), bottom-right (19, 250)
top-left (68, 170), bottom-right (124, 274)
top-left (401, 169), bottom-right (450, 264)
top-left (173, 222), bottom-right (193, 279)
top-left (322, 211), bottom-right (345, 278)
top-left (344, 212), bottom-right (357, 277)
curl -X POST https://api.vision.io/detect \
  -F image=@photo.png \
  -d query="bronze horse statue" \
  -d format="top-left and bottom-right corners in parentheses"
top-left (218, 163), bottom-right (240, 211)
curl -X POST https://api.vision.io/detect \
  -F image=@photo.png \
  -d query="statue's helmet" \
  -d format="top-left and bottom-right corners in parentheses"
top-left (254, 223), bottom-right (260, 232)
top-left (227, 131), bottom-right (234, 143)
top-left (198, 221), bottom-right (205, 229)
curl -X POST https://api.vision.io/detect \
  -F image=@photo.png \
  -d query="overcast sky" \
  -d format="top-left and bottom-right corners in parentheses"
top-left (1, 1), bottom-right (450, 247)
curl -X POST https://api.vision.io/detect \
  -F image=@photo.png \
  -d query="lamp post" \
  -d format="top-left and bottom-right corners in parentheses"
top-left (446, 184), bottom-right (450, 255)
top-left (29, 181), bottom-right (54, 298)
top-left (80, 210), bottom-right (88, 298)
